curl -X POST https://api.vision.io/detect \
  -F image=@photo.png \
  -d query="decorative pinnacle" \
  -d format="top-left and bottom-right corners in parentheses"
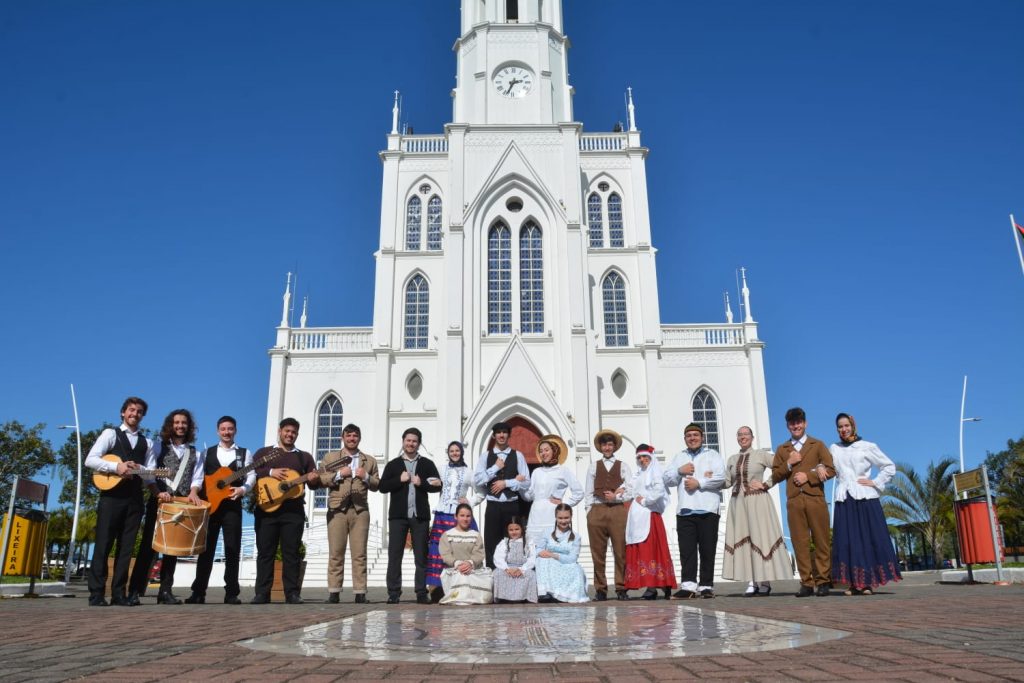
top-left (627, 87), bottom-right (637, 132)
top-left (391, 91), bottom-right (400, 134)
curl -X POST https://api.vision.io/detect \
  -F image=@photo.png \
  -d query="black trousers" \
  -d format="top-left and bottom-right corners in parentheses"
top-left (484, 499), bottom-right (521, 568)
top-left (386, 516), bottom-right (429, 598)
top-left (254, 504), bottom-right (304, 598)
top-left (191, 501), bottom-right (243, 598)
top-left (128, 495), bottom-right (158, 595)
top-left (676, 512), bottom-right (720, 588)
top-left (87, 492), bottom-right (143, 599)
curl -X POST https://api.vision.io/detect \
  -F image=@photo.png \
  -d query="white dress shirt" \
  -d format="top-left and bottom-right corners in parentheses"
top-left (212, 443), bottom-right (256, 495)
top-left (84, 424), bottom-right (154, 474)
top-left (829, 440), bottom-right (896, 502)
top-left (663, 446), bottom-right (726, 515)
top-left (473, 446), bottom-right (531, 502)
top-left (146, 439), bottom-right (205, 492)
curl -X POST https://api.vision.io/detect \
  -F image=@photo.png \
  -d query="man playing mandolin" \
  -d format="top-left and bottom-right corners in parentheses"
top-left (317, 423), bottom-right (380, 604)
top-left (251, 417), bottom-right (322, 604)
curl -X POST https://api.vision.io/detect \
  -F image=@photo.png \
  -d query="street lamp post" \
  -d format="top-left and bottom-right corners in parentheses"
top-left (957, 375), bottom-right (982, 579)
top-left (58, 384), bottom-right (83, 584)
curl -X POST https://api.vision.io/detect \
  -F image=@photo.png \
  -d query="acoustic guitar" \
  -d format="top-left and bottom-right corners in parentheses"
top-left (203, 448), bottom-right (283, 515)
top-left (92, 454), bottom-right (172, 491)
top-left (256, 469), bottom-right (321, 512)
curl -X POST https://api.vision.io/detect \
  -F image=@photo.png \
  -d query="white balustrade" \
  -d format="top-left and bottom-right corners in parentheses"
top-left (660, 324), bottom-right (746, 348)
top-left (288, 327), bottom-right (373, 352)
top-left (401, 135), bottom-right (448, 153)
top-left (579, 133), bottom-right (626, 151)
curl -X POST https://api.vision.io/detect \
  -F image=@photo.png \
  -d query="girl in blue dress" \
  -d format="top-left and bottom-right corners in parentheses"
top-left (535, 503), bottom-right (589, 603)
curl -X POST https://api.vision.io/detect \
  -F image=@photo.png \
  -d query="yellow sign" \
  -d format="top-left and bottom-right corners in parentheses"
top-left (954, 469), bottom-right (984, 495)
top-left (2, 511), bottom-right (48, 577)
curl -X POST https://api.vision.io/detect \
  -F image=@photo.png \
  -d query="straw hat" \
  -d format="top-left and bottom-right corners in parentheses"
top-left (536, 434), bottom-right (569, 465)
top-left (592, 428), bottom-right (623, 453)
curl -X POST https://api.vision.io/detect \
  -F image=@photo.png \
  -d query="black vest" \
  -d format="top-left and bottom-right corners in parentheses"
top-left (105, 429), bottom-right (148, 499)
top-left (202, 446), bottom-right (246, 475)
top-left (157, 441), bottom-right (196, 496)
top-left (487, 448), bottom-right (519, 500)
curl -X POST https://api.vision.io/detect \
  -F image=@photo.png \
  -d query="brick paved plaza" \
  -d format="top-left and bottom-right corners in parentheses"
top-left (1, 572), bottom-right (1021, 682)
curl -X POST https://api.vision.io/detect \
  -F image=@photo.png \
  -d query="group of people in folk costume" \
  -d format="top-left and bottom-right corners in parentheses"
top-left (85, 399), bottom-right (901, 607)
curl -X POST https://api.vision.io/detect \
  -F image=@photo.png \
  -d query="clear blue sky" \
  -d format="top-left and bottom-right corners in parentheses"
top-left (2, 1), bottom-right (1022, 507)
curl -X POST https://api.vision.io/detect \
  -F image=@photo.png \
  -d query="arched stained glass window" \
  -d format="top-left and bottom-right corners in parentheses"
top-left (405, 196), bottom-right (422, 250)
top-left (608, 193), bottom-right (624, 248)
top-left (692, 389), bottom-right (720, 453)
top-left (520, 221), bottom-right (543, 334)
top-left (404, 275), bottom-right (429, 349)
top-left (602, 272), bottom-right (628, 347)
top-left (488, 223), bottom-right (512, 334)
top-left (426, 196), bottom-right (442, 250)
top-left (587, 193), bottom-right (604, 248)
top-left (314, 395), bottom-right (344, 509)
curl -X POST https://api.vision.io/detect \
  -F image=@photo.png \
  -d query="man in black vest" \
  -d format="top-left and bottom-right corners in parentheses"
top-left (129, 409), bottom-right (204, 605)
top-left (186, 415), bottom-right (254, 604)
top-left (378, 427), bottom-right (442, 604)
top-left (84, 397), bottom-right (152, 607)
top-left (473, 422), bottom-right (531, 568)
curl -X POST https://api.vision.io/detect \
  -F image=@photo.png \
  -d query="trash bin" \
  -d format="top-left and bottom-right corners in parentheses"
top-left (955, 497), bottom-right (1001, 565)
top-left (2, 508), bottom-right (49, 577)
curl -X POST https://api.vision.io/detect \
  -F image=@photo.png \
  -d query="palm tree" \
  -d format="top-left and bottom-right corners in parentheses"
top-left (882, 458), bottom-right (957, 567)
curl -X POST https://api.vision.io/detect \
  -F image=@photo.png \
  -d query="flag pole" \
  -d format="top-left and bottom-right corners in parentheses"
top-left (1012, 214), bottom-right (1024, 278)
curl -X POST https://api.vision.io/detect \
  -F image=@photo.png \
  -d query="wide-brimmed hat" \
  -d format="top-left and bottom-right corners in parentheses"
top-left (536, 434), bottom-right (569, 465)
top-left (593, 428), bottom-right (623, 452)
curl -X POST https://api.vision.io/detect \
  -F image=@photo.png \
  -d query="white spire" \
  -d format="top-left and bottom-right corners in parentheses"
top-left (724, 292), bottom-right (734, 324)
top-left (627, 87), bottom-right (637, 132)
top-left (280, 272), bottom-right (292, 327)
top-left (300, 296), bottom-right (308, 329)
top-left (391, 91), bottom-right (400, 134)
top-left (740, 267), bottom-right (754, 323)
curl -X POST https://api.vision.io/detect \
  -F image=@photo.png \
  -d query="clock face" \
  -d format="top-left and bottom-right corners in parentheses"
top-left (494, 65), bottom-right (533, 99)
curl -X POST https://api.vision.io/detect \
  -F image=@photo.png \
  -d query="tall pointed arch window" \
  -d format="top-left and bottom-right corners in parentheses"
top-left (602, 272), bottom-right (629, 347)
top-left (314, 395), bottom-right (344, 509)
top-left (607, 193), bottom-right (624, 247)
top-left (426, 196), bottom-right (442, 250)
top-left (404, 274), bottom-right (429, 349)
top-left (587, 193), bottom-right (604, 248)
top-left (692, 389), bottom-right (720, 453)
top-left (405, 196), bottom-right (422, 250)
top-left (519, 221), bottom-right (544, 334)
top-left (488, 223), bottom-right (512, 334)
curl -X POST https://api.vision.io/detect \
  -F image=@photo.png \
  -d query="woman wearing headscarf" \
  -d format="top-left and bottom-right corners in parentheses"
top-left (426, 440), bottom-right (483, 601)
top-left (624, 444), bottom-right (677, 599)
top-left (521, 435), bottom-right (583, 548)
top-left (721, 426), bottom-right (792, 596)
top-left (829, 413), bottom-right (901, 595)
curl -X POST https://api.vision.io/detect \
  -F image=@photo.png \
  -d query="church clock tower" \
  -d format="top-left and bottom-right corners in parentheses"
top-left (453, 0), bottom-right (572, 125)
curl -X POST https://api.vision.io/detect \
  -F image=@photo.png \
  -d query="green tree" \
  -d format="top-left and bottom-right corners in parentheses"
top-left (54, 426), bottom-right (114, 513)
top-left (986, 436), bottom-right (1024, 556)
top-left (882, 458), bottom-right (957, 567)
top-left (0, 421), bottom-right (55, 505)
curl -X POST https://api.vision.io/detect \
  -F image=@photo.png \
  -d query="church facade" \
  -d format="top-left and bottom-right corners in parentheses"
top-left (264, 0), bottom-right (776, 583)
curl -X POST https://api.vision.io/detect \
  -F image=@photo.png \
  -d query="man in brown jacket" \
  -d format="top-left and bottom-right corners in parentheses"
top-left (318, 423), bottom-right (380, 604)
top-left (772, 407), bottom-right (835, 597)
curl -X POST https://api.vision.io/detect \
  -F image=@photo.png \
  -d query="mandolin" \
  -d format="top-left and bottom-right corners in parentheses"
top-left (92, 454), bottom-right (172, 491)
top-left (256, 469), bottom-right (320, 512)
top-left (203, 448), bottom-right (283, 515)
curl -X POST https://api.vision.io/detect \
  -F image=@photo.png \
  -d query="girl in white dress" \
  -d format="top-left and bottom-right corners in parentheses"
top-left (522, 435), bottom-right (583, 547)
top-left (535, 504), bottom-right (589, 603)
top-left (492, 516), bottom-right (538, 603)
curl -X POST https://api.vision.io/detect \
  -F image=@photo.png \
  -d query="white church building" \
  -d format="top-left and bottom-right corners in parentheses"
top-left (258, 0), bottom-right (778, 587)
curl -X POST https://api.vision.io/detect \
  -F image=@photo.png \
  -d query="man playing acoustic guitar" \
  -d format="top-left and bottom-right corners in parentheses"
top-left (251, 417), bottom-right (322, 604)
top-left (84, 396), bottom-right (153, 607)
top-left (187, 415), bottom-right (255, 605)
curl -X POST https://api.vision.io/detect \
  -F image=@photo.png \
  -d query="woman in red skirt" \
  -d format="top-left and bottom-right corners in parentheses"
top-left (625, 444), bottom-right (678, 599)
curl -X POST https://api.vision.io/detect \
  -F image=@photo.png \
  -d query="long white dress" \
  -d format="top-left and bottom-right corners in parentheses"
top-left (521, 464), bottom-right (584, 547)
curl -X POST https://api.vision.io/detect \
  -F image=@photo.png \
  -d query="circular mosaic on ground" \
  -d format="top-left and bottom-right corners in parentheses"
top-left (239, 604), bottom-right (849, 663)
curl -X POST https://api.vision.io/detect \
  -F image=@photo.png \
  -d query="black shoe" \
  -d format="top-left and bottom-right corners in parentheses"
top-left (815, 584), bottom-right (830, 597)
top-left (416, 594), bottom-right (431, 605)
top-left (354, 594), bottom-right (368, 604)
top-left (663, 587), bottom-right (673, 599)
top-left (795, 585), bottom-right (814, 597)
top-left (759, 586), bottom-right (772, 597)
top-left (672, 589), bottom-right (696, 600)
top-left (700, 589), bottom-right (715, 599)
top-left (594, 590), bottom-right (608, 601)
top-left (538, 593), bottom-right (555, 603)
top-left (184, 593), bottom-right (205, 604)
top-left (111, 594), bottom-right (136, 607)
top-left (88, 595), bottom-right (109, 607)
top-left (250, 594), bottom-right (270, 604)
top-left (386, 595), bottom-right (400, 604)
top-left (430, 586), bottom-right (444, 603)
top-left (642, 589), bottom-right (658, 600)
top-left (744, 586), bottom-right (759, 597)
top-left (157, 591), bottom-right (182, 605)
top-left (285, 593), bottom-right (304, 604)
top-left (616, 590), bottom-right (630, 601)
top-left (223, 596), bottom-right (241, 605)
top-left (327, 592), bottom-right (340, 604)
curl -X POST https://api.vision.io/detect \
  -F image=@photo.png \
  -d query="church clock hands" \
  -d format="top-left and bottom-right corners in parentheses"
top-left (494, 65), bottom-right (533, 98)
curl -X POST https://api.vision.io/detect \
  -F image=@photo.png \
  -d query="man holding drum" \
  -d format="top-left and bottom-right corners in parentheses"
top-left (131, 409), bottom-right (205, 605)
